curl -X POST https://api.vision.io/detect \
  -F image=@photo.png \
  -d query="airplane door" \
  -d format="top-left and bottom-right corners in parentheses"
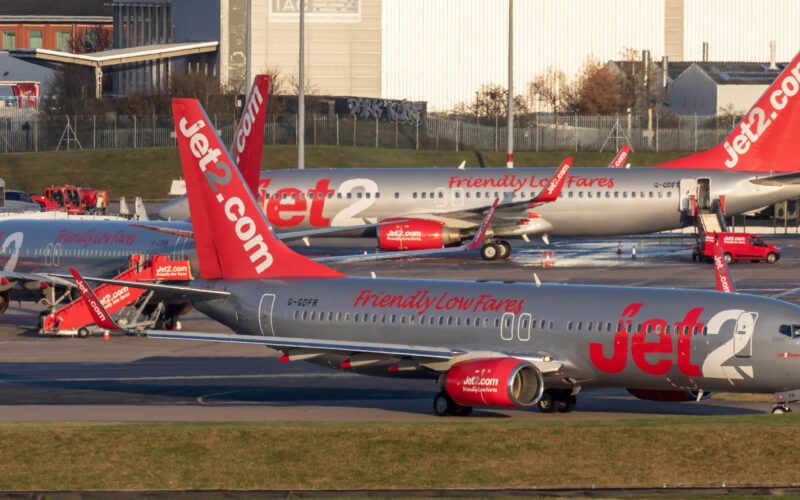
top-left (696, 178), bottom-right (711, 211)
top-left (517, 313), bottom-right (531, 341)
top-left (258, 293), bottom-right (276, 336)
top-left (500, 312), bottom-right (514, 340)
top-left (679, 178), bottom-right (696, 212)
top-left (434, 188), bottom-right (448, 208)
top-left (733, 312), bottom-right (757, 357)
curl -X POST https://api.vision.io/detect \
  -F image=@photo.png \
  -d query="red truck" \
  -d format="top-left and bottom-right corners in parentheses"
top-left (32, 186), bottom-right (108, 214)
top-left (693, 232), bottom-right (780, 264)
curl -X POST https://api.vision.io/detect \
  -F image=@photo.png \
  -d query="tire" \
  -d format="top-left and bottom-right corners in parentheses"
top-left (481, 243), bottom-right (499, 261)
top-left (767, 252), bottom-right (777, 264)
top-left (497, 240), bottom-right (512, 259)
top-left (454, 405), bottom-right (473, 417)
top-left (433, 392), bottom-right (453, 417)
top-left (723, 253), bottom-right (732, 264)
top-left (77, 327), bottom-right (90, 338)
top-left (751, 260), bottom-right (759, 263)
top-left (0, 290), bottom-right (9, 315)
top-left (537, 390), bottom-right (557, 413)
top-left (772, 405), bottom-right (791, 415)
top-left (559, 394), bottom-right (577, 413)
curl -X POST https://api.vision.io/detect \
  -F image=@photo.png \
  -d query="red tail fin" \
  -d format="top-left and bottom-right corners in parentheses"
top-left (712, 244), bottom-right (736, 293)
top-left (657, 51), bottom-right (800, 172)
top-left (171, 98), bottom-right (344, 280)
top-left (608, 145), bottom-right (630, 168)
top-left (531, 157), bottom-right (571, 203)
top-left (232, 75), bottom-right (269, 195)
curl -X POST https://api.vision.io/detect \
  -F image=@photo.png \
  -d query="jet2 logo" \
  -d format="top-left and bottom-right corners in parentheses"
top-left (723, 58), bottom-right (800, 168)
top-left (0, 232), bottom-right (23, 272)
top-left (590, 303), bottom-right (755, 381)
top-left (178, 115), bottom-right (274, 273)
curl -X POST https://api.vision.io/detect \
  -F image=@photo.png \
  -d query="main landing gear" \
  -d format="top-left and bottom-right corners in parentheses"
top-left (433, 391), bottom-right (473, 416)
top-left (480, 240), bottom-right (512, 261)
top-left (537, 389), bottom-right (577, 413)
top-left (772, 403), bottom-right (792, 414)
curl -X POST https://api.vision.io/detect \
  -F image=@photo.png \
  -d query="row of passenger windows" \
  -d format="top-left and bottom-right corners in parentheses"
top-left (567, 320), bottom-right (707, 336)
top-left (292, 309), bottom-right (558, 329)
top-left (264, 190), bottom-right (674, 201)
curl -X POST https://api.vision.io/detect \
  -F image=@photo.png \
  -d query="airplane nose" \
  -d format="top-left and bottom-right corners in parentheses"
top-left (157, 196), bottom-right (190, 221)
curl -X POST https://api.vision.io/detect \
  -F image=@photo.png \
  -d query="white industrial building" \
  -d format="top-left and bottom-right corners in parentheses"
top-left (9, 0), bottom-right (800, 111)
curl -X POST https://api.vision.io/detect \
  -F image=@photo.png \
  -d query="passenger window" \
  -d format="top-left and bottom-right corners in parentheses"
top-left (309, 311), bottom-right (315, 320)
top-left (579, 192), bottom-right (584, 198)
top-left (614, 191), bottom-right (619, 198)
top-left (568, 192), bottom-right (574, 198)
top-left (577, 321), bottom-right (582, 330)
top-left (366, 192), bottom-right (371, 199)
top-left (623, 192), bottom-right (628, 198)
top-left (587, 192), bottom-right (592, 198)
top-left (390, 314), bottom-right (396, 323)
top-left (357, 192), bottom-right (363, 199)
top-left (421, 192), bottom-right (426, 199)
top-left (292, 311), bottom-right (298, 320)
top-left (344, 313), bottom-right (350, 321)
top-left (587, 322), bottom-right (593, 331)
top-left (567, 321), bottom-right (573, 330)
top-left (394, 192), bottom-right (400, 199)
top-left (439, 316), bottom-right (445, 326)
top-left (413, 192), bottom-right (418, 199)
top-left (336, 193), bottom-right (342, 199)
top-left (494, 318), bottom-right (500, 327)
top-left (347, 193), bottom-right (352, 199)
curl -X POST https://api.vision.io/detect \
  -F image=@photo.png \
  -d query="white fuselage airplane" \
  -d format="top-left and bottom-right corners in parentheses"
top-left (154, 51), bottom-right (800, 259)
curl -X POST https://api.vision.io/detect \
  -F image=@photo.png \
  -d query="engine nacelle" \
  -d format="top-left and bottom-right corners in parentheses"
top-left (378, 218), bottom-right (461, 251)
top-left (445, 358), bottom-right (544, 408)
top-left (626, 388), bottom-right (713, 402)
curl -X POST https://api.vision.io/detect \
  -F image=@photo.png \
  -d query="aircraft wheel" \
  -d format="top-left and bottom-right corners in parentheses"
top-left (772, 404), bottom-right (792, 415)
top-left (537, 390), bottom-right (557, 413)
top-left (433, 391), bottom-right (471, 416)
top-left (0, 291), bottom-right (9, 315)
top-left (38, 311), bottom-right (48, 330)
top-left (767, 252), bottom-right (777, 264)
top-left (497, 240), bottom-right (512, 259)
top-left (559, 394), bottom-right (577, 413)
top-left (723, 253), bottom-right (733, 264)
top-left (481, 243), bottom-right (499, 261)
top-left (77, 327), bottom-right (90, 338)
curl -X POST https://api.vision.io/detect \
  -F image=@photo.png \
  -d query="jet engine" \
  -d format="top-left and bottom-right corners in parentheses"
top-left (444, 358), bottom-right (544, 408)
top-left (626, 388), bottom-right (713, 402)
top-left (378, 218), bottom-right (461, 251)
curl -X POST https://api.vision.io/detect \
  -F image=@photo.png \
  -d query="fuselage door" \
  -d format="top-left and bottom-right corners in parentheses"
top-left (258, 293), bottom-right (276, 336)
top-left (679, 178), bottom-right (697, 212)
top-left (733, 311), bottom-right (757, 357)
top-left (500, 312), bottom-right (514, 341)
top-left (696, 178), bottom-right (711, 211)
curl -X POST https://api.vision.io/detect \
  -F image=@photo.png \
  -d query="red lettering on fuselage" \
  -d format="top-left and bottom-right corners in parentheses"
top-left (259, 179), bottom-right (335, 227)
top-left (589, 304), bottom-right (703, 377)
top-left (353, 289), bottom-right (524, 316)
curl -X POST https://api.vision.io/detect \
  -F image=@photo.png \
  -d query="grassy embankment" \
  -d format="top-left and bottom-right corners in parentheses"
top-left (1, 416), bottom-right (799, 490)
top-left (0, 146), bottom-right (687, 202)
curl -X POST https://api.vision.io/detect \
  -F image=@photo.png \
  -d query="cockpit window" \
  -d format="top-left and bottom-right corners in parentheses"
top-left (779, 324), bottom-right (800, 338)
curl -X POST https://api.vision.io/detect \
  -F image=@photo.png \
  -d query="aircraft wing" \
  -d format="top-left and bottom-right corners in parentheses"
top-left (0, 270), bottom-right (74, 290)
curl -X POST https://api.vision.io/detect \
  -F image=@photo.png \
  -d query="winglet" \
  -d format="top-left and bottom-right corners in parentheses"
top-left (608, 145), bottom-right (631, 168)
top-left (465, 198), bottom-right (498, 251)
top-left (712, 244), bottom-right (736, 293)
top-left (69, 268), bottom-right (124, 330)
top-left (531, 157), bottom-right (571, 204)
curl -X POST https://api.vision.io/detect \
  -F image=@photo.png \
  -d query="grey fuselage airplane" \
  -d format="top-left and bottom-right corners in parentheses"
top-left (74, 96), bottom-right (800, 417)
top-left (155, 49), bottom-right (800, 260)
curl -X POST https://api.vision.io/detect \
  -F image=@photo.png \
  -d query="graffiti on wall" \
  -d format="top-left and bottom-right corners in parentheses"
top-left (345, 98), bottom-right (425, 125)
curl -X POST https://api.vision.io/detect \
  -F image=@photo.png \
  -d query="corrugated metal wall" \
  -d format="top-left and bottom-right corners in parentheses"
top-left (382, 0), bottom-right (665, 111)
top-left (382, 0), bottom-right (800, 111)
top-left (683, 0), bottom-right (800, 62)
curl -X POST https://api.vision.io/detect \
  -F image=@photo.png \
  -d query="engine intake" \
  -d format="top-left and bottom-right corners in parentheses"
top-left (445, 357), bottom-right (544, 408)
top-left (378, 218), bottom-right (461, 251)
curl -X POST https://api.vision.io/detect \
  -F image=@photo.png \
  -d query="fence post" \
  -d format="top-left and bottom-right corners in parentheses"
top-left (395, 114), bottom-right (398, 149)
top-left (574, 113), bottom-right (578, 151)
top-left (353, 115), bottom-right (357, 147)
top-left (313, 116), bottom-right (317, 145)
top-left (494, 115), bottom-right (498, 152)
top-left (34, 115), bottom-right (38, 152)
top-left (415, 118), bottom-right (419, 151)
top-left (295, 114), bottom-right (298, 146)
top-left (694, 114), bottom-right (698, 152)
top-left (133, 115), bottom-right (137, 148)
top-left (152, 114), bottom-right (156, 146)
top-left (655, 111), bottom-right (659, 152)
top-left (456, 117), bottom-right (459, 152)
top-left (436, 116), bottom-right (439, 151)
top-left (273, 116), bottom-right (276, 145)
top-left (336, 114), bottom-right (339, 146)
top-left (375, 117), bottom-right (378, 148)
top-left (535, 113), bottom-right (538, 152)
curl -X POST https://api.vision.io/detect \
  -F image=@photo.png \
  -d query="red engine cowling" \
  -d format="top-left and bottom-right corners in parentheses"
top-left (445, 358), bottom-right (544, 408)
top-left (626, 388), bottom-right (712, 402)
top-left (378, 218), bottom-right (461, 251)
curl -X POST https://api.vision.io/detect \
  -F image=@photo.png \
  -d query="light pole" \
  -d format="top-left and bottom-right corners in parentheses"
top-left (298, 0), bottom-right (305, 169)
top-left (506, 0), bottom-right (514, 168)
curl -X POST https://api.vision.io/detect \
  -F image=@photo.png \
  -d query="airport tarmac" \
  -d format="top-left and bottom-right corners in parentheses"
top-left (0, 234), bottom-right (797, 421)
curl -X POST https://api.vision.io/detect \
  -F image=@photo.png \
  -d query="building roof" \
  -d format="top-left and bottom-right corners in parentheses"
top-left (9, 41), bottom-right (218, 68)
top-left (686, 61), bottom-right (787, 85)
top-left (0, 0), bottom-right (112, 22)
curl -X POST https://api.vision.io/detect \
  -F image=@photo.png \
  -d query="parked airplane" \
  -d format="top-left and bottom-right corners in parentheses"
top-left (158, 51), bottom-right (800, 259)
top-left (70, 97), bottom-right (800, 416)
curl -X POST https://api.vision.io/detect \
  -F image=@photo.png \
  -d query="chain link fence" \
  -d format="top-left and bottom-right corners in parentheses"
top-left (0, 107), bottom-right (731, 154)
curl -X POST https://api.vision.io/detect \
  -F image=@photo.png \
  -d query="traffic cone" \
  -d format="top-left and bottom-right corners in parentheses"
top-left (103, 330), bottom-right (110, 341)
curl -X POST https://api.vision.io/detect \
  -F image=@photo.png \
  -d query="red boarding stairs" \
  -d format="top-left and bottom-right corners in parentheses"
top-left (42, 254), bottom-right (192, 335)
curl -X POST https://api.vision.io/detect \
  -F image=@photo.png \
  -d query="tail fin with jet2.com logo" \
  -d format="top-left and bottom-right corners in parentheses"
top-left (234, 74), bottom-right (270, 195)
top-left (656, 51), bottom-right (800, 172)
top-left (171, 98), bottom-right (345, 280)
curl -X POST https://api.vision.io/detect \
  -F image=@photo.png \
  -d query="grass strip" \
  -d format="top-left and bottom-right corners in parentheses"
top-left (0, 146), bottom-right (686, 201)
top-left (1, 416), bottom-right (799, 491)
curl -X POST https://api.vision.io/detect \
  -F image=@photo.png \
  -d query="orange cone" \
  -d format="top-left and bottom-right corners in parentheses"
top-left (103, 330), bottom-right (110, 341)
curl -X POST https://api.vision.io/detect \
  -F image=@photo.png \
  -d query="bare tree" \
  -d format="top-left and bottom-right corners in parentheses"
top-left (528, 67), bottom-right (571, 115)
top-left (569, 57), bottom-right (625, 114)
top-left (617, 47), bottom-right (658, 112)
